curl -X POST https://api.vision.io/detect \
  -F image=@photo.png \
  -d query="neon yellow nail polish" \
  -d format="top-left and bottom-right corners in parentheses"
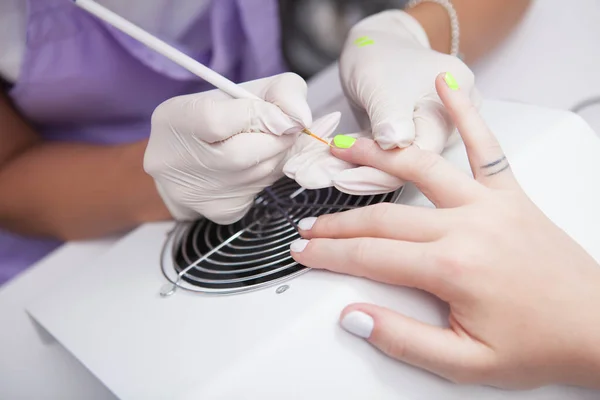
top-left (354, 36), bottom-right (374, 47)
top-left (444, 72), bottom-right (460, 90)
top-left (333, 135), bottom-right (356, 149)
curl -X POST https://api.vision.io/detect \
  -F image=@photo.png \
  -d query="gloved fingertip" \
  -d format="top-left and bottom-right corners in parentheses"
top-left (375, 140), bottom-right (398, 151)
top-left (205, 200), bottom-right (255, 225)
top-left (295, 172), bottom-right (334, 190)
top-left (300, 114), bottom-right (313, 129)
top-left (310, 112), bottom-right (341, 136)
top-left (210, 212), bottom-right (247, 226)
top-left (279, 101), bottom-right (312, 129)
top-left (282, 161), bottom-right (298, 179)
top-left (333, 179), bottom-right (398, 196)
top-left (373, 119), bottom-right (415, 149)
top-left (332, 167), bottom-right (404, 195)
top-left (290, 114), bottom-right (313, 132)
top-left (269, 116), bottom-right (299, 136)
top-left (329, 111), bottom-right (342, 121)
top-left (283, 172), bottom-right (296, 182)
top-left (282, 125), bottom-right (304, 135)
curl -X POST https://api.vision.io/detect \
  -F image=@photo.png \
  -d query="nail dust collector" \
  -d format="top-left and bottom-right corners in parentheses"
top-left (25, 94), bottom-right (600, 399)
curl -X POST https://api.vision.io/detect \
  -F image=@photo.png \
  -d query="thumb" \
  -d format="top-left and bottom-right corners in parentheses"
top-left (412, 97), bottom-right (455, 154)
top-left (332, 166), bottom-right (404, 195)
top-left (339, 304), bottom-right (493, 384)
top-left (200, 196), bottom-right (255, 225)
top-left (367, 91), bottom-right (416, 150)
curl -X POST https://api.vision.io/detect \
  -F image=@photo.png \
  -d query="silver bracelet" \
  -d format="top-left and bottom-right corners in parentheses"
top-left (406, 0), bottom-right (460, 58)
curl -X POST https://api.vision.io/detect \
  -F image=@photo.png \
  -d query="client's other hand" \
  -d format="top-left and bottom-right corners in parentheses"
top-left (290, 73), bottom-right (600, 389)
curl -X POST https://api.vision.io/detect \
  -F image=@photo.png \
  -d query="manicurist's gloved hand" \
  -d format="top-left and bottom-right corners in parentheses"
top-left (342, 10), bottom-right (478, 151)
top-left (330, 10), bottom-right (479, 194)
top-left (144, 73), bottom-right (317, 225)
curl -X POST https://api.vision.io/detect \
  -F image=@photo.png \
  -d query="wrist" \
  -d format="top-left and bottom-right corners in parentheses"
top-left (127, 140), bottom-right (173, 224)
top-left (405, 2), bottom-right (452, 55)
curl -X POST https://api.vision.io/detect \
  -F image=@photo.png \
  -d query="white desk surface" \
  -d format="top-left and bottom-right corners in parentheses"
top-left (3, 0), bottom-right (600, 398)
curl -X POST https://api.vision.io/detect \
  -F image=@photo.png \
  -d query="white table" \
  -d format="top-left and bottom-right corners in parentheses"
top-left (3, 0), bottom-right (600, 398)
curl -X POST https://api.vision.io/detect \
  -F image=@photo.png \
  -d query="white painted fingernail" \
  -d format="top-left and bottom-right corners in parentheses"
top-left (341, 311), bottom-right (374, 339)
top-left (298, 217), bottom-right (317, 231)
top-left (290, 239), bottom-right (309, 253)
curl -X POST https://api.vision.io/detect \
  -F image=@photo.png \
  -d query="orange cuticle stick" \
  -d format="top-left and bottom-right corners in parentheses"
top-left (302, 128), bottom-right (332, 147)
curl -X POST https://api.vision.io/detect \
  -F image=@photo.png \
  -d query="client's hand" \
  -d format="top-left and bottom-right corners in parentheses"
top-left (290, 73), bottom-right (600, 389)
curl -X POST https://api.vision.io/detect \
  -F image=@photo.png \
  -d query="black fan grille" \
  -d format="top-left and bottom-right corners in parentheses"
top-left (163, 178), bottom-right (401, 294)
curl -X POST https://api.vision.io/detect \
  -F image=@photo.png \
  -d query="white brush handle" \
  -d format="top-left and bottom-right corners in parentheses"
top-left (73, 0), bottom-right (261, 101)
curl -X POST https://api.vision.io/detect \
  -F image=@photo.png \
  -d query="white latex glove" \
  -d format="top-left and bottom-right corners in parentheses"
top-left (284, 114), bottom-right (403, 195)
top-left (144, 73), bottom-right (314, 225)
top-left (341, 10), bottom-right (479, 151)
top-left (287, 10), bottom-right (480, 196)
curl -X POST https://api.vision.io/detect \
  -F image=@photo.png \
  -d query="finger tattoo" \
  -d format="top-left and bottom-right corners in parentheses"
top-left (480, 155), bottom-right (510, 176)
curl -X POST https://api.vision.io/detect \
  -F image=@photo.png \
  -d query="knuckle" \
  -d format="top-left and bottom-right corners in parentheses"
top-left (192, 97), bottom-right (220, 130)
top-left (406, 151), bottom-right (442, 181)
top-left (485, 142), bottom-right (505, 160)
top-left (142, 150), bottom-right (159, 175)
top-left (279, 72), bottom-right (307, 92)
top-left (483, 193), bottom-right (523, 226)
top-left (314, 214), bottom-right (334, 234)
top-left (429, 245), bottom-right (471, 284)
top-left (435, 250), bottom-right (465, 271)
top-left (464, 101), bottom-right (480, 117)
top-left (153, 94), bottom-right (223, 140)
top-left (379, 336), bottom-right (409, 360)
top-left (352, 140), bottom-right (381, 165)
top-left (366, 203), bottom-right (393, 224)
top-left (153, 94), bottom-right (210, 124)
top-left (350, 239), bottom-right (372, 268)
top-left (366, 140), bottom-right (383, 159)
top-left (150, 97), bottom-right (175, 127)
top-left (447, 361), bottom-right (495, 385)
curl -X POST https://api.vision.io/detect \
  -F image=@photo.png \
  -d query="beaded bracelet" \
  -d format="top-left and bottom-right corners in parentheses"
top-left (406, 0), bottom-right (460, 58)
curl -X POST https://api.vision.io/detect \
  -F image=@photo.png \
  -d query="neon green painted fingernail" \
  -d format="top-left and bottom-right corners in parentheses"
top-left (444, 72), bottom-right (460, 90)
top-left (354, 36), bottom-right (374, 47)
top-left (333, 135), bottom-right (356, 149)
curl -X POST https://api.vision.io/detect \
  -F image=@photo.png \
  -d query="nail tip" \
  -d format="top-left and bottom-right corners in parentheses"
top-left (290, 239), bottom-right (309, 253)
top-left (297, 217), bottom-right (317, 231)
top-left (341, 311), bottom-right (374, 339)
top-left (444, 72), bottom-right (460, 90)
